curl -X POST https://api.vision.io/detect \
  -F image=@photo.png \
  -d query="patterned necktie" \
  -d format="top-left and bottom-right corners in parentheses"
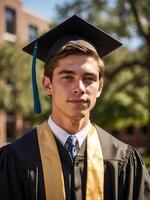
top-left (64, 136), bottom-right (79, 160)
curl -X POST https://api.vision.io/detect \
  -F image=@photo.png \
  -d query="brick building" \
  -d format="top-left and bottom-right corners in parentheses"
top-left (0, 0), bottom-right (50, 146)
top-left (0, 0), bottom-right (49, 43)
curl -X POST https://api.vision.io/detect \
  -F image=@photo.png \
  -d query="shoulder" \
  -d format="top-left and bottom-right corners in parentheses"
top-left (93, 124), bottom-right (133, 162)
top-left (93, 124), bottom-right (149, 177)
top-left (0, 128), bottom-right (39, 162)
top-left (94, 125), bottom-right (150, 198)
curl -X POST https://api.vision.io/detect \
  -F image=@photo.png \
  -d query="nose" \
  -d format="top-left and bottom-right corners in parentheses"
top-left (73, 80), bottom-right (86, 95)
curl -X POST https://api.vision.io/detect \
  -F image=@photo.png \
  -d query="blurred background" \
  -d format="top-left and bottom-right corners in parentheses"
top-left (0, 0), bottom-right (150, 172)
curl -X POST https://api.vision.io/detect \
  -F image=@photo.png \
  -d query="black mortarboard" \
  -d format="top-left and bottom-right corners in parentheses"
top-left (23, 15), bottom-right (122, 113)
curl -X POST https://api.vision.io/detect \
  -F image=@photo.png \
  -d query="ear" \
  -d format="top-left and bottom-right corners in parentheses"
top-left (42, 76), bottom-right (52, 96)
top-left (96, 79), bottom-right (104, 98)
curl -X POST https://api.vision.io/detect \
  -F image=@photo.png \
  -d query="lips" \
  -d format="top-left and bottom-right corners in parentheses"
top-left (67, 99), bottom-right (88, 104)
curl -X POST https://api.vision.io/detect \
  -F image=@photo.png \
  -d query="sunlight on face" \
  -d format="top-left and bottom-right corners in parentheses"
top-left (43, 55), bottom-right (103, 124)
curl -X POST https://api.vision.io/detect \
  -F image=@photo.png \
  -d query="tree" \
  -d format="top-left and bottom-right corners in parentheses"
top-left (0, 42), bottom-right (49, 143)
top-left (55, 0), bottom-right (150, 130)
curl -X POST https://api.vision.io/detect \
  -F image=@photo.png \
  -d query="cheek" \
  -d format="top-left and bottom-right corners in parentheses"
top-left (51, 83), bottom-right (69, 97)
top-left (88, 84), bottom-right (100, 96)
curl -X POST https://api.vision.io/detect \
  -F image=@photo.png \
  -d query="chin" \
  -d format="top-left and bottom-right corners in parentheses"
top-left (69, 111), bottom-right (89, 120)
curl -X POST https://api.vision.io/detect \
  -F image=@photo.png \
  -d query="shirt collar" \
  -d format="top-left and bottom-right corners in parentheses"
top-left (47, 116), bottom-right (90, 148)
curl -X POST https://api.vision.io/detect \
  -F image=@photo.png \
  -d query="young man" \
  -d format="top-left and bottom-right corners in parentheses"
top-left (0, 15), bottom-right (150, 200)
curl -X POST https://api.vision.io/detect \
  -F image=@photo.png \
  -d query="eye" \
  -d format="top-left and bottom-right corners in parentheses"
top-left (62, 75), bottom-right (74, 81)
top-left (83, 76), bottom-right (97, 83)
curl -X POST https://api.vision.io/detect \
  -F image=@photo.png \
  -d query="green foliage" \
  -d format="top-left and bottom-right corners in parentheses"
top-left (55, 0), bottom-right (150, 129)
top-left (143, 157), bottom-right (150, 174)
top-left (0, 42), bottom-right (31, 114)
top-left (0, 80), bottom-right (12, 110)
top-left (0, 42), bottom-right (49, 117)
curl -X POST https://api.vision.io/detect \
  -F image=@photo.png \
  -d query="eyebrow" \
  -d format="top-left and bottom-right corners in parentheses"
top-left (58, 69), bottom-right (97, 77)
top-left (58, 70), bottom-right (76, 75)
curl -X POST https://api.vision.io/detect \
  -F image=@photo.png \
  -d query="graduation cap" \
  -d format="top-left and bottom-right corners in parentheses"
top-left (23, 15), bottom-right (122, 113)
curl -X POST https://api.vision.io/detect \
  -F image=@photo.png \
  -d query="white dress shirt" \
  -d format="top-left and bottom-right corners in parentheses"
top-left (47, 116), bottom-right (90, 148)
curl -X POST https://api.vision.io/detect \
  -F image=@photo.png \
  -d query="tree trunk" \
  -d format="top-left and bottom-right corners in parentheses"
top-left (0, 110), bottom-right (7, 147)
top-left (13, 112), bottom-right (24, 139)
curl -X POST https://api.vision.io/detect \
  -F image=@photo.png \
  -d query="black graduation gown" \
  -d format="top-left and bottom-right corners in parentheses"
top-left (0, 124), bottom-right (150, 200)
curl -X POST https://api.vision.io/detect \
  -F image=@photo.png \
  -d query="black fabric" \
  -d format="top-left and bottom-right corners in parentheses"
top-left (0, 124), bottom-right (150, 200)
top-left (0, 129), bottom-right (45, 200)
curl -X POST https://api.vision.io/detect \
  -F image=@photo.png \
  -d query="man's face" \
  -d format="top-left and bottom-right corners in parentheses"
top-left (43, 55), bottom-right (103, 122)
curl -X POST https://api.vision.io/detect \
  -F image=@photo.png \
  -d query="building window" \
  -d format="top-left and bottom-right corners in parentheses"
top-left (5, 7), bottom-right (16, 34)
top-left (28, 25), bottom-right (38, 41)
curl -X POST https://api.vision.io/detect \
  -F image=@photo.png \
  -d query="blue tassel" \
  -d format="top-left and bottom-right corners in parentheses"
top-left (32, 41), bottom-right (41, 113)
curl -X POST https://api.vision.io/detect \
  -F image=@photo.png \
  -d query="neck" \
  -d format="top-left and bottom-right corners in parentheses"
top-left (51, 114), bottom-right (90, 134)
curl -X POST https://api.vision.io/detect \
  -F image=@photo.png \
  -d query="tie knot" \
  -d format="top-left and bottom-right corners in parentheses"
top-left (67, 135), bottom-right (78, 146)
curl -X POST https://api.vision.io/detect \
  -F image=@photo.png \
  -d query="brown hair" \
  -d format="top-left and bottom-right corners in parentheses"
top-left (44, 40), bottom-right (105, 81)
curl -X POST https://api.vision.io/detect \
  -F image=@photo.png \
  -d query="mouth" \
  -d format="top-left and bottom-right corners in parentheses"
top-left (67, 99), bottom-right (88, 104)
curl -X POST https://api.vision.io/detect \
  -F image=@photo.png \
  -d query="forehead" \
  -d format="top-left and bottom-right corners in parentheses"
top-left (55, 55), bottom-right (100, 74)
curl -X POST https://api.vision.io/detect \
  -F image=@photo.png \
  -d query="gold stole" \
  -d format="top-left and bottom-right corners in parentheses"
top-left (37, 122), bottom-right (104, 200)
